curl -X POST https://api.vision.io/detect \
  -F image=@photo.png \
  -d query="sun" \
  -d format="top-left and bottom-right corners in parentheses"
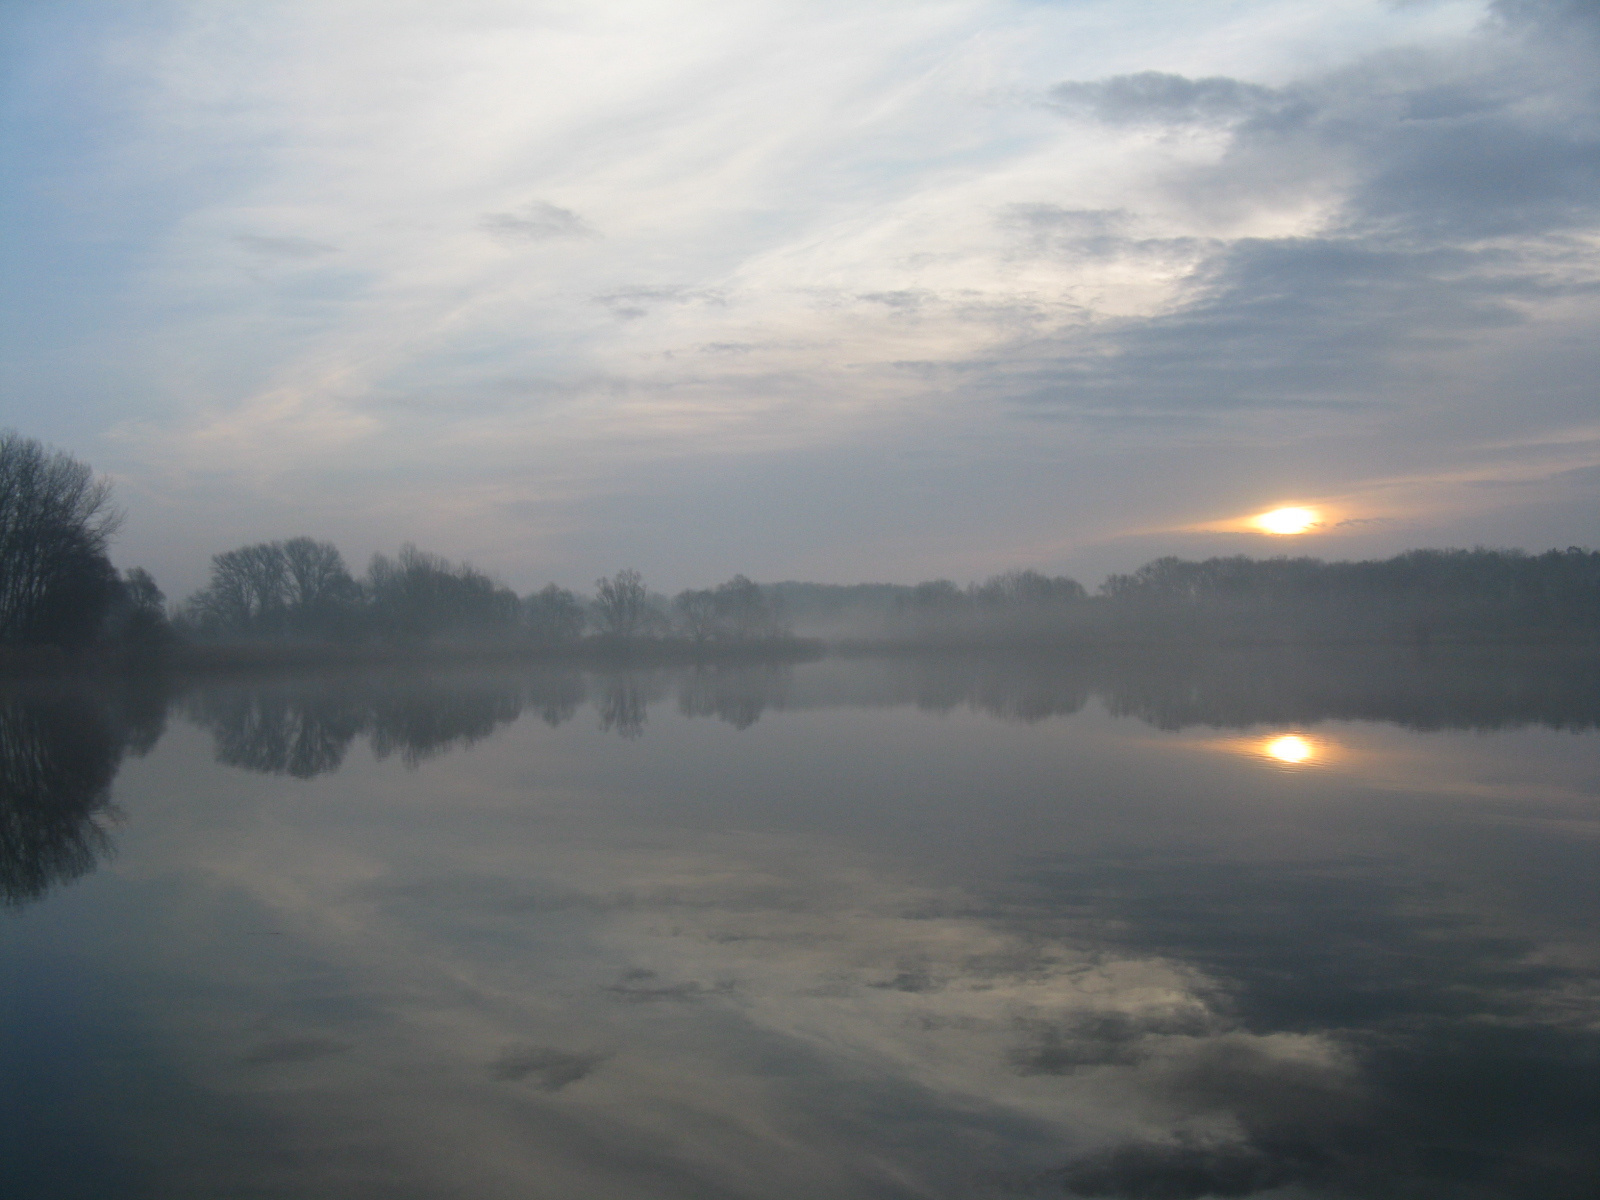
top-left (1254, 506), bottom-right (1320, 535)
top-left (1262, 734), bottom-right (1315, 764)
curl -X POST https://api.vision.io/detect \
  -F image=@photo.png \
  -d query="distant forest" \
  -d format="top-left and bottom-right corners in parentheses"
top-left (2, 432), bottom-right (1598, 661)
top-left (872, 551), bottom-right (1600, 647)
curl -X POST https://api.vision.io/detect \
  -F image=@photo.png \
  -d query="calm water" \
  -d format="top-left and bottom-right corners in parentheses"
top-left (3, 651), bottom-right (1599, 1199)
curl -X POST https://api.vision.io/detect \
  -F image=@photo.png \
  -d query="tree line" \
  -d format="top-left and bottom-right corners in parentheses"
top-left (174, 546), bottom-right (787, 646)
top-left (885, 550), bottom-right (1600, 644)
top-left (0, 432), bottom-right (793, 654)
top-left (4, 431), bottom-right (1598, 656)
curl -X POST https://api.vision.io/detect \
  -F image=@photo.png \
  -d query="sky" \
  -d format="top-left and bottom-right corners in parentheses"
top-left (2, 0), bottom-right (1598, 597)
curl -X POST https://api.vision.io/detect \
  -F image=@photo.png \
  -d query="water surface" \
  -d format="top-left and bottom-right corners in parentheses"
top-left (3, 650), bottom-right (1598, 1199)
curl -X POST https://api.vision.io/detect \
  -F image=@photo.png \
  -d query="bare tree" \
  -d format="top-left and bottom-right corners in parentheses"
top-left (673, 588), bottom-right (719, 641)
top-left (185, 542), bottom-right (290, 635)
top-left (101, 567), bottom-right (171, 647)
top-left (972, 569), bottom-right (1086, 608)
top-left (674, 576), bottom-right (783, 640)
top-left (183, 537), bottom-right (361, 639)
top-left (713, 575), bottom-right (779, 636)
top-left (282, 537), bottom-right (352, 609)
top-left (280, 537), bottom-right (359, 637)
top-left (0, 432), bottom-right (124, 647)
top-left (594, 569), bottom-right (650, 636)
top-left (366, 544), bottom-right (518, 643)
top-left (525, 584), bottom-right (586, 642)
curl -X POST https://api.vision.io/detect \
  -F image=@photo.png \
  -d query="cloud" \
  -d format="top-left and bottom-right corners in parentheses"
top-left (1003, 30), bottom-right (1600, 438)
top-left (488, 1044), bottom-right (606, 1089)
top-left (242, 1035), bottom-right (351, 1065)
top-left (233, 233), bottom-right (338, 259)
top-left (604, 967), bottom-right (731, 1002)
top-left (478, 200), bottom-right (596, 243)
top-left (1046, 71), bottom-right (1288, 126)
top-left (1059, 1137), bottom-right (1303, 1199)
top-left (14, 0), bottom-right (1600, 590)
top-left (591, 285), bottom-right (726, 320)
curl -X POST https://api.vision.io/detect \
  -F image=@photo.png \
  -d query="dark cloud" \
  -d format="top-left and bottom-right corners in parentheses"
top-left (604, 968), bottom-right (732, 1002)
top-left (1491, 0), bottom-right (1600, 37)
top-left (1016, 23), bottom-right (1600, 426)
top-left (1046, 72), bottom-right (1288, 126)
top-left (233, 233), bottom-right (337, 259)
top-left (1010, 238), bottom-right (1528, 416)
top-left (479, 200), bottom-right (595, 242)
top-left (1010, 1007), bottom-right (1217, 1076)
top-left (241, 1035), bottom-right (351, 1065)
top-left (1059, 1138), bottom-right (1303, 1199)
top-left (866, 968), bottom-right (942, 993)
top-left (488, 1044), bottom-right (606, 1089)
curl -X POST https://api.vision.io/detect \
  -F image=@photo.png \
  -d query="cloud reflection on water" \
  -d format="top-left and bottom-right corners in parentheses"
top-left (5, 651), bottom-right (1600, 1197)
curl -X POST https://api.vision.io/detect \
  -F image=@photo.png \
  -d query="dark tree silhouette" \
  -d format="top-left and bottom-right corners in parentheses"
top-left (183, 541), bottom-right (292, 635)
top-left (101, 567), bottom-right (172, 649)
top-left (366, 544), bottom-right (519, 643)
top-left (971, 569), bottom-right (1086, 608)
top-left (1097, 548), bottom-right (1600, 643)
top-left (183, 536), bottom-right (360, 639)
top-left (673, 587), bottom-right (720, 642)
top-left (281, 536), bottom-right (361, 636)
top-left (0, 432), bottom-right (125, 649)
top-left (525, 583), bottom-right (587, 642)
top-left (594, 569), bottom-right (651, 636)
top-left (673, 575), bottom-right (784, 641)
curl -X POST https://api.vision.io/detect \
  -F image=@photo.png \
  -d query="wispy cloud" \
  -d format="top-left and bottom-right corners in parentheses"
top-left (5, 0), bottom-right (1598, 591)
top-left (479, 200), bottom-right (596, 243)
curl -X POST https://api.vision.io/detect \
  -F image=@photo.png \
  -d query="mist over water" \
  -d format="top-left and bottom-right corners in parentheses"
top-left (4, 650), bottom-right (1597, 1199)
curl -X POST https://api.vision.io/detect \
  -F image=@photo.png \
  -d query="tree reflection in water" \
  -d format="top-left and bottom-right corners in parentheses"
top-left (676, 664), bottom-right (790, 730)
top-left (0, 682), bottom-right (166, 906)
top-left (5, 652), bottom-right (1600, 1197)
top-left (183, 670), bottom-right (587, 775)
top-left (168, 647), bottom-right (1600, 793)
top-left (876, 646), bottom-right (1600, 732)
top-left (595, 675), bottom-right (654, 739)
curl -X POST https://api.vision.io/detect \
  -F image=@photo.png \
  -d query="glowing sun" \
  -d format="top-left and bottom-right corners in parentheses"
top-left (1254, 506), bottom-right (1320, 535)
top-left (1262, 734), bottom-right (1316, 764)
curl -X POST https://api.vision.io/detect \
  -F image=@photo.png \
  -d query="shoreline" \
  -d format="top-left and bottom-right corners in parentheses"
top-left (0, 635), bottom-right (826, 679)
top-left (4, 631), bottom-right (1599, 682)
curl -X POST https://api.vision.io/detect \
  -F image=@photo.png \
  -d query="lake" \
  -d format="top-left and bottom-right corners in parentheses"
top-left (3, 649), bottom-right (1598, 1199)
